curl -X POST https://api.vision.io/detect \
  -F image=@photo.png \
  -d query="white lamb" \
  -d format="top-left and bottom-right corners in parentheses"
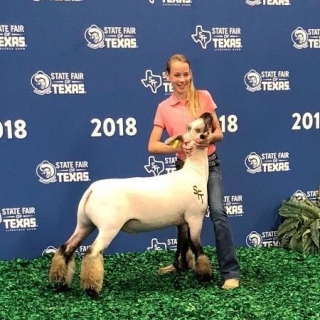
top-left (49, 112), bottom-right (213, 299)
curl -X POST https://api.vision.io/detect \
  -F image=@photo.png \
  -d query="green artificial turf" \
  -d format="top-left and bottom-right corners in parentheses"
top-left (1, 247), bottom-right (320, 320)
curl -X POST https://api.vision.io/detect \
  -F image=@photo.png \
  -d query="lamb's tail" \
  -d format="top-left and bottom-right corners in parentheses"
top-left (77, 187), bottom-right (93, 218)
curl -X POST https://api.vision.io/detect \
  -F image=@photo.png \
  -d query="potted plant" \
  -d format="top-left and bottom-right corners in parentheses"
top-left (277, 186), bottom-right (320, 254)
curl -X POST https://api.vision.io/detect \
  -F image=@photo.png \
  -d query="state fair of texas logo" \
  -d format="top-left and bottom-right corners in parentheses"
top-left (144, 156), bottom-right (165, 176)
top-left (191, 25), bottom-right (242, 51)
top-left (191, 25), bottom-right (211, 49)
top-left (141, 69), bottom-right (172, 94)
top-left (144, 156), bottom-right (176, 176)
top-left (141, 70), bottom-right (162, 94)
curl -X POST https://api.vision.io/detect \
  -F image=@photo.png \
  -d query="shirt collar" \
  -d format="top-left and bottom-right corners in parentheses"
top-left (169, 94), bottom-right (188, 106)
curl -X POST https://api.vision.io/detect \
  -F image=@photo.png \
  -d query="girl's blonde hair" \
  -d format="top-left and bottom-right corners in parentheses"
top-left (166, 54), bottom-right (200, 118)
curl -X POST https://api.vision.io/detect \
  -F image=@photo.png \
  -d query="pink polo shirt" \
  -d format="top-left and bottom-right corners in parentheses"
top-left (154, 90), bottom-right (217, 158)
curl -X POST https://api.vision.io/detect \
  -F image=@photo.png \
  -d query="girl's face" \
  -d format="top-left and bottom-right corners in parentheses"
top-left (166, 60), bottom-right (192, 100)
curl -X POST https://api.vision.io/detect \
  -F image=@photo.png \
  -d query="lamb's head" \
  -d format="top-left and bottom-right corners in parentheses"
top-left (188, 112), bottom-right (213, 140)
top-left (165, 112), bottom-right (213, 148)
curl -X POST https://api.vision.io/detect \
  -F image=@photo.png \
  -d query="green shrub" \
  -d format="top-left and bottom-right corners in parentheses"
top-left (277, 187), bottom-right (320, 254)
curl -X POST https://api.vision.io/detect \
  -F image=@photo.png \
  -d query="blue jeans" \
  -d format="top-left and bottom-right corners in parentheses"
top-left (208, 161), bottom-right (240, 280)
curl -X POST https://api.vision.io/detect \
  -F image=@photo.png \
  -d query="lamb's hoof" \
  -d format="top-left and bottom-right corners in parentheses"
top-left (222, 278), bottom-right (239, 290)
top-left (196, 272), bottom-right (212, 283)
top-left (85, 288), bottom-right (100, 300)
top-left (158, 264), bottom-right (176, 274)
top-left (53, 283), bottom-right (70, 293)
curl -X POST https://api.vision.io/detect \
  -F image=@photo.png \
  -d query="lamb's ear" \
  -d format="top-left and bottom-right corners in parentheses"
top-left (165, 135), bottom-right (184, 147)
top-left (200, 112), bottom-right (214, 133)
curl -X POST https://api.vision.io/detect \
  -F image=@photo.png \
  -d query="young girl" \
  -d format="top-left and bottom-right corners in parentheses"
top-left (148, 54), bottom-right (240, 289)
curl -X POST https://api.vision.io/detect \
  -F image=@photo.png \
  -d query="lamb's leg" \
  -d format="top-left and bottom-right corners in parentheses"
top-left (80, 226), bottom-right (120, 299)
top-left (158, 225), bottom-right (194, 274)
top-left (49, 224), bottom-right (95, 291)
top-left (188, 220), bottom-right (212, 282)
top-left (174, 224), bottom-right (191, 271)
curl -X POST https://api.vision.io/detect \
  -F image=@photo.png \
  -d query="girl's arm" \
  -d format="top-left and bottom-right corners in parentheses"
top-left (148, 125), bottom-right (184, 154)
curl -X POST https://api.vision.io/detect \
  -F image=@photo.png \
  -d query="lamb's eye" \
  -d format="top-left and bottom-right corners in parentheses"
top-left (187, 125), bottom-right (191, 132)
top-left (195, 128), bottom-right (201, 133)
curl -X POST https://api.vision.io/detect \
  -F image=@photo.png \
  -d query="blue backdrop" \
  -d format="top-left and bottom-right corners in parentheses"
top-left (1, 0), bottom-right (319, 260)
